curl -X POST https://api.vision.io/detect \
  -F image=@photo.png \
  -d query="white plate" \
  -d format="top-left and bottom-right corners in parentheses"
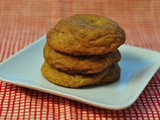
top-left (0, 36), bottom-right (160, 110)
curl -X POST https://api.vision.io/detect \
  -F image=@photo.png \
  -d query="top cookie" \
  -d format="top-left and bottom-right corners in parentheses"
top-left (47, 14), bottom-right (125, 56)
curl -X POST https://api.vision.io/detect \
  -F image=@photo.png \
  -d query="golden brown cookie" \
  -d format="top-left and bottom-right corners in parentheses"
top-left (47, 14), bottom-right (125, 56)
top-left (41, 62), bottom-right (120, 88)
top-left (44, 43), bottom-right (121, 74)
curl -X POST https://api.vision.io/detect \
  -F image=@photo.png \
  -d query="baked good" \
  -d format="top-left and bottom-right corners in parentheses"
top-left (44, 43), bottom-right (121, 74)
top-left (47, 14), bottom-right (125, 56)
top-left (41, 62), bottom-right (120, 88)
top-left (41, 14), bottom-right (125, 88)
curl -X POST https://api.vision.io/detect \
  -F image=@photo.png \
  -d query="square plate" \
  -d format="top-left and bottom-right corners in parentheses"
top-left (0, 36), bottom-right (160, 110)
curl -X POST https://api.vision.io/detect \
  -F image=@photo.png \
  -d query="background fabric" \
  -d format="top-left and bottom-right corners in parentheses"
top-left (0, 0), bottom-right (160, 119)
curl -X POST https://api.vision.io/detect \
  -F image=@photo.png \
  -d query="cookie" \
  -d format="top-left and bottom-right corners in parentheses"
top-left (41, 62), bottom-right (120, 88)
top-left (44, 43), bottom-right (121, 74)
top-left (47, 14), bottom-right (125, 56)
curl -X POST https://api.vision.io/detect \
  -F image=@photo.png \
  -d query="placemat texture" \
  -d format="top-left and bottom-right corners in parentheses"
top-left (0, 0), bottom-right (160, 119)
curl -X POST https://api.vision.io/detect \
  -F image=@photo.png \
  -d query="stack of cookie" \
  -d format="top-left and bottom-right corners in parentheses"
top-left (41, 14), bottom-right (125, 88)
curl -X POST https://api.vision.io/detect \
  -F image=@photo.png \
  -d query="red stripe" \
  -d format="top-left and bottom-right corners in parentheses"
top-left (10, 86), bottom-right (17, 119)
top-left (116, 111), bottom-right (119, 119)
top-left (98, 108), bottom-right (102, 120)
top-left (4, 84), bottom-right (12, 119)
top-left (40, 92), bottom-right (44, 120)
top-left (28, 90), bottom-right (33, 120)
top-left (69, 100), bottom-right (73, 120)
top-left (0, 83), bottom-right (7, 118)
top-left (74, 101), bottom-right (78, 120)
top-left (17, 40), bottom-right (21, 53)
top-left (135, 99), bottom-right (144, 119)
top-left (86, 105), bottom-right (90, 119)
top-left (52, 95), bottom-right (55, 120)
top-left (93, 107), bottom-right (97, 120)
top-left (17, 87), bottom-right (22, 119)
top-left (1, 42), bottom-right (7, 62)
top-left (23, 88), bottom-right (27, 119)
top-left (34, 91), bottom-right (38, 120)
top-left (111, 111), bottom-right (114, 119)
top-left (0, 82), bottom-right (7, 117)
top-left (46, 94), bottom-right (49, 120)
top-left (127, 107), bottom-right (133, 119)
top-left (11, 41), bottom-right (16, 55)
top-left (143, 91), bottom-right (155, 118)
top-left (57, 97), bottom-right (61, 120)
top-left (63, 98), bottom-right (67, 120)
top-left (104, 109), bottom-right (108, 118)
top-left (7, 41), bottom-right (12, 58)
top-left (80, 103), bottom-right (82, 120)
top-left (131, 105), bottom-right (139, 119)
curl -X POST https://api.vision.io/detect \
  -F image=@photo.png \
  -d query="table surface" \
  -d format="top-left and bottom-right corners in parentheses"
top-left (0, 0), bottom-right (160, 119)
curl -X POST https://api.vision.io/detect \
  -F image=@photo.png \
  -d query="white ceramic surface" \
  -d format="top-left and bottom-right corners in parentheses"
top-left (0, 36), bottom-right (160, 110)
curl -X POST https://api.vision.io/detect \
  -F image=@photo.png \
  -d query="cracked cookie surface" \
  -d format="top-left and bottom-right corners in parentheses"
top-left (47, 14), bottom-right (125, 55)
